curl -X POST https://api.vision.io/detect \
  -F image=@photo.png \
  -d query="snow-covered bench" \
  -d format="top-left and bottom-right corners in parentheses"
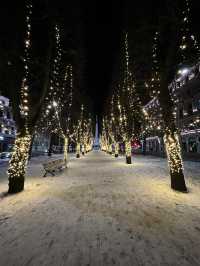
top-left (42, 159), bottom-right (65, 177)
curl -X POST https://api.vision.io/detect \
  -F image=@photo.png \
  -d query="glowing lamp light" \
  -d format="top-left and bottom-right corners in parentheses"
top-left (178, 68), bottom-right (189, 76)
top-left (53, 101), bottom-right (58, 107)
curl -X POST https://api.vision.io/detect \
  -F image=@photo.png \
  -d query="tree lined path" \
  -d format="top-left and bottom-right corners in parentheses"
top-left (0, 151), bottom-right (200, 265)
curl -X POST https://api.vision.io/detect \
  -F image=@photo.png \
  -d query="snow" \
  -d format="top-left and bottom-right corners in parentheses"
top-left (0, 151), bottom-right (200, 266)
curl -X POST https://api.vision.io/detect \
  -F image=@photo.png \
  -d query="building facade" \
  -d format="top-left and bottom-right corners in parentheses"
top-left (142, 63), bottom-right (200, 159)
top-left (0, 96), bottom-right (16, 152)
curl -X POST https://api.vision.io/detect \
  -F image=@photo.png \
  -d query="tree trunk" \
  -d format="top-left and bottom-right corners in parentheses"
top-left (105, 139), bottom-right (109, 153)
top-left (164, 131), bottom-right (187, 192)
top-left (48, 133), bottom-right (54, 157)
top-left (159, 80), bottom-right (187, 192)
top-left (125, 140), bottom-right (132, 164)
top-left (63, 136), bottom-right (68, 167)
top-left (142, 135), bottom-right (146, 156)
top-left (115, 142), bottom-right (119, 157)
top-left (76, 143), bottom-right (80, 158)
top-left (8, 132), bottom-right (32, 193)
top-left (28, 134), bottom-right (35, 160)
top-left (86, 144), bottom-right (90, 152)
top-left (157, 17), bottom-right (187, 192)
top-left (82, 144), bottom-right (85, 155)
top-left (109, 144), bottom-right (112, 155)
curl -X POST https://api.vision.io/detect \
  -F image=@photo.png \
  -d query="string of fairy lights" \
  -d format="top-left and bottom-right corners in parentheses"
top-left (35, 21), bottom-right (93, 152)
top-left (8, 0), bottom-right (33, 181)
top-left (142, 0), bottom-right (200, 178)
top-left (74, 104), bottom-right (84, 157)
top-left (144, 0), bottom-right (200, 137)
top-left (164, 129), bottom-right (184, 175)
top-left (101, 1), bottom-right (195, 180)
top-left (150, 31), bottom-right (160, 99)
top-left (37, 24), bottom-right (62, 135)
top-left (174, 0), bottom-right (200, 133)
top-left (81, 115), bottom-right (93, 153)
top-left (20, 0), bottom-right (32, 123)
top-left (55, 64), bottom-right (73, 138)
top-left (7, 0), bottom-right (93, 191)
top-left (179, 0), bottom-right (200, 63)
top-left (39, 56), bottom-right (93, 160)
top-left (50, 25), bottom-right (62, 100)
top-left (101, 32), bottom-right (143, 162)
top-left (142, 31), bottom-right (164, 136)
top-left (60, 64), bottom-right (73, 165)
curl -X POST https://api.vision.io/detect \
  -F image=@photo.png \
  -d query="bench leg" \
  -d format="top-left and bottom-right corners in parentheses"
top-left (43, 171), bottom-right (54, 177)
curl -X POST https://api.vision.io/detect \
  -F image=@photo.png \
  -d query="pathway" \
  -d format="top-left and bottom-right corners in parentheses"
top-left (0, 151), bottom-right (200, 266)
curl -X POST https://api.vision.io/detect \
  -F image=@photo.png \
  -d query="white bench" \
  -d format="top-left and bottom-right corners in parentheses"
top-left (42, 159), bottom-right (65, 177)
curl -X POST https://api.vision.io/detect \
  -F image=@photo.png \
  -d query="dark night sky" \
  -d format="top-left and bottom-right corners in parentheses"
top-left (83, 0), bottom-right (123, 115)
top-left (81, 0), bottom-right (156, 114)
top-left (1, 0), bottom-right (200, 116)
top-left (81, 0), bottom-right (200, 115)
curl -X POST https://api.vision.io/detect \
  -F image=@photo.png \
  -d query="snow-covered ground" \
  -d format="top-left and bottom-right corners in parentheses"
top-left (0, 151), bottom-right (200, 266)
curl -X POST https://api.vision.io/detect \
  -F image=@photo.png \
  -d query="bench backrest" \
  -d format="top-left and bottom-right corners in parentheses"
top-left (43, 159), bottom-right (64, 169)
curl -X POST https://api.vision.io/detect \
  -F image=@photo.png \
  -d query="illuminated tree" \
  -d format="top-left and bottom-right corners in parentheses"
top-left (141, 33), bottom-right (164, 153)
top-left (146, 0), bottom-right (200, 192)
top-left (52, 64), bottom-right (74, 166)
top-left (178, 0), bottom-right (200, 66)
top-left (37, 46), bottom-right (87, 165)
top-left (72, 105), bottom-right (82, 158)
top-left (35, 23), bottom-right (63, 158)
top-left (7, 1), bottom-right (55, 193)
top-left (101, 118), bottom-right (109, 152)
top-left (81, 114), bottom-right (93, 154)
top-left (102, 33), bottom-right (143, 163)
top-left (118, 33), bottom-right (143, 164)
top-left (109, 94), bottom-right (120, 157)
top-left (72, 104), bottom-right (93, 158)
top-left (104, 87), bottom-right (122, 157)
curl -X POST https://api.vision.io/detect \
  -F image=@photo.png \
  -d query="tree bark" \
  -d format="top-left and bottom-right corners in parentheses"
top-left (158, 18), bottom-right (187, 192)
top-left (82, 144), bottom-right (85, 155)
top-left (115, 142), bottom-right (119, 157)
top-left (48, 133), bottom-right (54, 157)
top-left (164, 131), bottom-right (187, 192)
top-left (63, 136), bottom-right (68, 167)
top-left (76, 143), bottom-right (80, 158)
top-left (28, 134), bottom-right (35, 160)
top-left (125, 140), bottom-right (132, 164)
top-left (142, 135), bottom-right (146, 156)
top-left (8, 132), bottom-right (32, 193)
top-left (109, 144), bottom-right (112, 155)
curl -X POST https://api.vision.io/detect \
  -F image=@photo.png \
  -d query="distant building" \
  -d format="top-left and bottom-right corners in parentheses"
top-left (142, 63), bottom-right (200, 159)
top-left (0, 96), bottom-right (16, 152)
top-left (0, 95), bottom-right (52, 156)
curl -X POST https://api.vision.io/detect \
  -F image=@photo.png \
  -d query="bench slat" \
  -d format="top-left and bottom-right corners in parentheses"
top-left (42, 158), bottom-right (65, 177)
